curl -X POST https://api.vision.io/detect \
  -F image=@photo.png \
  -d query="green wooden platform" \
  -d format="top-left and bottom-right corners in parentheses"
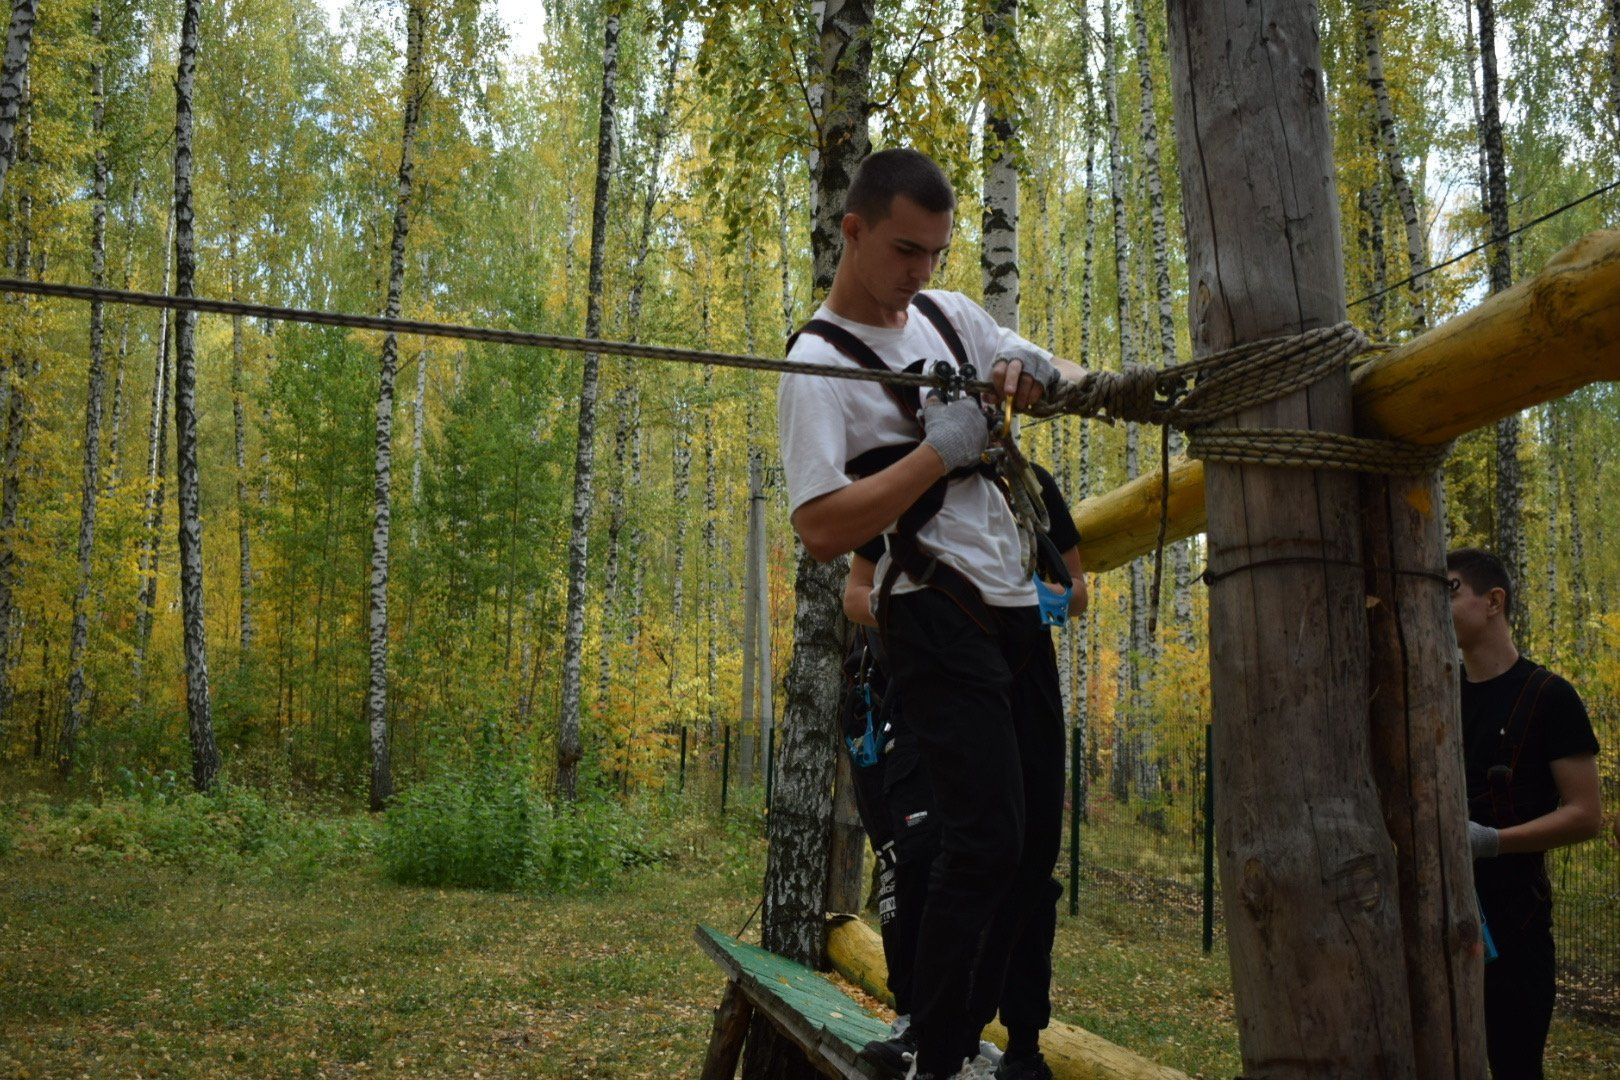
top-left (695, 924), bottom-right (893, 1079)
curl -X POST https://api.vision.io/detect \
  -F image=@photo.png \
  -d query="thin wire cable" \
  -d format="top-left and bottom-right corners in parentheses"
top-left (1349, 176), bottom-right (1620, 309)
top-left (0, 276), bottom-right (1001, 397)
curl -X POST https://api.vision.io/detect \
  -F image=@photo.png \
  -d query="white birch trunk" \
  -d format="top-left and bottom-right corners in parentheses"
top-left (0, 0), bottom-right (37, 201)
top-left (980, 0), bottom-right (1019, 330)
top-left (555, 5), bottom-right (619, 801)
top-left (106, 182), bottom-right (137, 493)
top-left (759, 0), bottom-right (869, 975)
top-left (1475, 0), bottom-right (1526, 642)
top-left (0, 74), bottom-right (29, 740)
top-left (62, 4), bottom-right (110, 771)
top-left (133, 205), bottom-right (175, 693)
top-left (230, 242), bottom-right (252, 658)
top-left (1359, 0), bottom-right (1428, 330)
top-left (368, 1), bottom-right (428, 810)
top-left (173, 0), bottom-right (220, 792)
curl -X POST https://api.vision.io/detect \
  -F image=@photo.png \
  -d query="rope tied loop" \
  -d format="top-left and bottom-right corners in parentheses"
top-left (1029, 320), bottom-right (1450, 476)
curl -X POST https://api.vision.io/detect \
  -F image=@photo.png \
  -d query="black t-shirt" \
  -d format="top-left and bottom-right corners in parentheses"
top-left (853, 462), bottom-right (1080, 564)
top-left (1462, 656), bottom-right (1599, 898)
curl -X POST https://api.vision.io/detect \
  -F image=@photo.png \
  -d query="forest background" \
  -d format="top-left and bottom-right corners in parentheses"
top-left (0, 0), bottom-right (1616, 973)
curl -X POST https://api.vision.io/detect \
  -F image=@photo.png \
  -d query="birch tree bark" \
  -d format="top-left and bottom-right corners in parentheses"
top-left (1129, 0), bottom-right (1194, 645)
top-left (1165, 0), bottom-right (1417, 1071)
top-left (0, 71), bottom-right (30, 740)
top-left (980, 0), bottom-right (1019, 330)
top-left (1357, 112), bottom-right (1388, 338)
top-left (0, 0), bottom-right (37, 202)
top-left (1608, 0), bottom-right (1619, 142)
top-left (61, 3), bottom-right (111, 772)
top-left (555, 2), bottom-right (620, 801)
top-left (1474, 0), bottom-right (1526, 642)
top-left (173, 0), bottom-right (221, 791)
top-left (1359, 0), bottom-right (1427, 331)
top-left (229, 226), bottom-right (253, 659)
top-left (368, 0), bottom-right (428, 810)
top-left (760, 0), bottom-right (868, 973)
top-left (106, 183), bottom-right (138, 492)
top-left (133, 207), bottom-right (175, 694)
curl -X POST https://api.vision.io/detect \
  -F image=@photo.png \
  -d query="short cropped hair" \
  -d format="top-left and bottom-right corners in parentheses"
top-left (1447, 546), bottom-right (1513, 615)
top-left (844, 148), bottom-right (956, 223)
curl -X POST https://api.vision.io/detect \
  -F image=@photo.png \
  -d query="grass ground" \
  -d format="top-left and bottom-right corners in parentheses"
top-left (2, 803), bottom-right (1616, 1078)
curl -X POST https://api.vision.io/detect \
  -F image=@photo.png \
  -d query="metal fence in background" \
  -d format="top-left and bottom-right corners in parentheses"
top-left (1068, 722), bottom-right (1620, 1021)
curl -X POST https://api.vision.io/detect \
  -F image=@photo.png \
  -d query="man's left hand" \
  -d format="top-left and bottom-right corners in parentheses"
top-left (987, 343), bottom-right (1059, 412)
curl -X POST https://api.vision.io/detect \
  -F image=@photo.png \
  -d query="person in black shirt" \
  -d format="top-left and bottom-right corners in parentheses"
top-left (844, 462), bottom-right (1085, 1079)
top-left (1447, 547), bottom-right (1603, 1080)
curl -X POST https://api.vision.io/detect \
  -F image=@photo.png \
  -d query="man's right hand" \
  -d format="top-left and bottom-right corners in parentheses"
top-left (921, 394), bottom-right (991, 472)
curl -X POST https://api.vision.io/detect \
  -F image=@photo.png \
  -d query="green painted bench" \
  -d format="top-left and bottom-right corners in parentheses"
top-left (695, 924), bottom-right (892, 1079)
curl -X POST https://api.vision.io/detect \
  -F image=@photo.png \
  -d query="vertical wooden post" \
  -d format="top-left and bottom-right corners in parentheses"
top-left (1362, 472), bottom-right (1488, 1076)
top-left (827, 748), bottom-right (866, 913)
top-left (1164, 1), bottom-right (1416, 1074)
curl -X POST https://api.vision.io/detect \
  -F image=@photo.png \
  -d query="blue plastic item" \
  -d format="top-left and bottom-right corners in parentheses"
top-left (1034, 573), bottom-right (1071, 627)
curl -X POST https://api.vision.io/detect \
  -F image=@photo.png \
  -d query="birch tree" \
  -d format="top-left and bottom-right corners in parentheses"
top-left (133, 208), bottom-right (175, 693)
top-left (759, 0), bottom-right (869, 972)
top-left (0, 0), bottom-right (38, 201)
top-left (1474, 0), bottom-right (1526, 640)
top-left (61, 2), bottom-right (112, 773)
top-left (1128, 0), bottom-right (1193, 643)
top-left (173, 0), bottom-right (221, 791)
top-left (1359, 0), bottom-right (1427, 331)
top-left (367, 0), bottom-right (428, 810)
top-left (555, 1), bottom-right (619, 801)
top-left (980, 0), bottom-right (1019, 329)
top-left (0, 67), bottom-right (30, 740)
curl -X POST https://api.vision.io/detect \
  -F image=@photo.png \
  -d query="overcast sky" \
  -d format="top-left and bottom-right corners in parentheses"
top-left (317, 0), bottom-right (546, 58)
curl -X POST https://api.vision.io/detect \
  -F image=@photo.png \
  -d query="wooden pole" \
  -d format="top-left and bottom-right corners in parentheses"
top-left (1361, 465), bottom-right (1487, 1076)
top-left (1070, 229), bottom-right (1620, 574)
top-left (827, 748), bottom-right (866, 914)
top-left (1164, 1), bottom-right (1416, 1074)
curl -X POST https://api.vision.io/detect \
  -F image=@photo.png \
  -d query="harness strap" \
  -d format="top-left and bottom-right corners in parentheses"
top-left (1484, 664), bottom-right (1555, 827)
top-left (791, 298), bottom-right (997, 635)
top-left (787, 319), bottom-right (920, 422)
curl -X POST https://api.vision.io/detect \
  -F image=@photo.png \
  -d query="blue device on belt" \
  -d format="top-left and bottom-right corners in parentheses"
top-left (846, 683), bottom-right (883, 768)
top-left (1034, 574), bottom-right (1071, 627)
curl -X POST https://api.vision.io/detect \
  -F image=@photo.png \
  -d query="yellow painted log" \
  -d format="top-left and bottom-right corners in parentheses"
top-left (825, 916), bottom-right (1190, 1080)
top-left (1073, 229), bottom-right (1620, 574)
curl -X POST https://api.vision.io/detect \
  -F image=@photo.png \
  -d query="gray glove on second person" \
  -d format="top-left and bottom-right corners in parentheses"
top-left (921, 394), bottom-right (991, 472)
top-left (1468, 820), bottom-right (1501, 860)
top-left (992, 340), bottom-right (1062, 394)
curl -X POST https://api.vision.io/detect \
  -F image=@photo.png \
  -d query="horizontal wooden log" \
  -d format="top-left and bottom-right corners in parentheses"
top-left (1072, 229), bottom-right (1620, 575)
top-left (825, 916), bottom-right (1189, 1080)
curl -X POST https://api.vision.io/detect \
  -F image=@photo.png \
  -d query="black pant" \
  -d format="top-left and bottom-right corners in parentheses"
top-left (1481, 888), bottom-right (1556, 1080)
top-left (879, 734), bottom-right (941, 1018)
top-left (883, 590), bottom-right (1065, 1075)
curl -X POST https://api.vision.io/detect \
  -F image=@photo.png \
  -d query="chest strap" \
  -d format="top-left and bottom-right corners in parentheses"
top-left (1484, 664), bottom-right (1556, 827)
top-left (789, 297), bottom-right (998, 635)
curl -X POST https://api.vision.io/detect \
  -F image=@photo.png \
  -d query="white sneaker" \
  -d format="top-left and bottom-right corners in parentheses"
top-left (902, 1044), bottom-right (997, 1079)
top-left (952, 1053), bottom-right (1001, 1079)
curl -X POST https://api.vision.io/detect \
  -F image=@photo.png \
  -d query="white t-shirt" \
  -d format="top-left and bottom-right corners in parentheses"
top-left (776, 289), bottom-right (1050, 608)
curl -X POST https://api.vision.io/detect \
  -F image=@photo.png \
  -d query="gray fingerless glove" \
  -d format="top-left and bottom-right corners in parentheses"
top-left (921, 395), bottom-right (990, 472)
top-left (1468, 820), bottom-right (1500, 860)
top-left (994, 341), bottom-right (1061, 392)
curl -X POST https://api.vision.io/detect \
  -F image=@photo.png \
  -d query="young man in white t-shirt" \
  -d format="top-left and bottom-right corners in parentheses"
top-left (777, 148), bottom-right (1085, 1080)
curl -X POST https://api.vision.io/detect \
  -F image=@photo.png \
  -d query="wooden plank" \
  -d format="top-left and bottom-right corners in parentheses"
top-left (696, 926), bottom-right (889, 1079)
top-left (1070, 229), bottom-right (1620, 575)
top-left (826, 917), bottom-right (1189, 1080)
top-left (1164, 1), bottom-right (1416, 1075)
top-left (702, 980), bottom-right (756, 1080)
